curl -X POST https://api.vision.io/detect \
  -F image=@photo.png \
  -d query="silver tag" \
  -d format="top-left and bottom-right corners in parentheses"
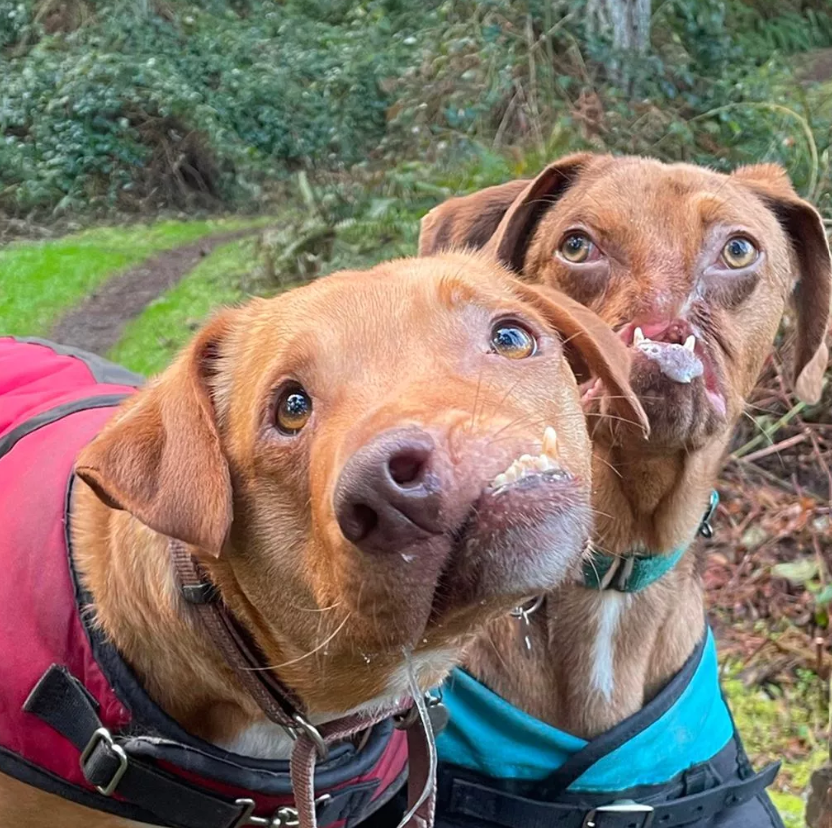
top-left (427, 702), bottom-right (450, 735)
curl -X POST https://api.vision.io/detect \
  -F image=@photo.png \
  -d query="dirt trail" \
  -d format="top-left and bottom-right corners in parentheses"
top-left (49, 229), bottom-right (255, 355)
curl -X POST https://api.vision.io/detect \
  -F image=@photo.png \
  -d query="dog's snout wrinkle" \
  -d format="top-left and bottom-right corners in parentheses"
top-left (334, 427), bottom-right (444, 554)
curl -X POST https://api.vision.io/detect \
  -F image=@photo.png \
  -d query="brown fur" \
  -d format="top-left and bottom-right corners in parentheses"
top-left (0, 252), bottom-right (646, 827)
top-left (419, 156), bottom-right (832, 736)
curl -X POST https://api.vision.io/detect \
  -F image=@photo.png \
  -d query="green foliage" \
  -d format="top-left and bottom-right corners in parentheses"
top-left (1, 0), bottom-right (410, 214)
top-left (729, 1), bottom-right (832, 60)
top-left (0, 1), bottom-right (34, 49)
top-left (5, 0), bottom-right (832, 219)
top-left (772, 555), bottom-right (832, 628)
top-left (722, 660), bottom-right (828, 803)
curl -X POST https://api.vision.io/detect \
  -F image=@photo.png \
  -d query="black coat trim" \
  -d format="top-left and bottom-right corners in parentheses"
top-left (10, 337), bottom-right (144, 387)
top-left (0, 394), bottom-right (129, 459)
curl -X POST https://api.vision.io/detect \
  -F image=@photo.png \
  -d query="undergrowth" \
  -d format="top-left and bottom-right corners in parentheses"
top-left (4, 0), bottom-right (832, 220)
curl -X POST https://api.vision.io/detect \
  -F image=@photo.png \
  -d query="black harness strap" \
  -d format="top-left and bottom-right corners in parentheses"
top-left (442, 763), bottom-right (780, 828)
top-left (24, 665), bottom-right (376, 828)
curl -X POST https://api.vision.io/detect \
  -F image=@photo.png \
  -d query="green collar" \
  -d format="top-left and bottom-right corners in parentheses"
top-left (582, 490), bottom-right (719, 593)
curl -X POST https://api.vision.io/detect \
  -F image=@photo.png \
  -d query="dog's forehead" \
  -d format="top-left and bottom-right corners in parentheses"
top-left (557, 159), bottom-right (779, 237)
top-left (245, 257), bottom-right (518, 374)
top-left (277, 256), bottom-right (514, 327)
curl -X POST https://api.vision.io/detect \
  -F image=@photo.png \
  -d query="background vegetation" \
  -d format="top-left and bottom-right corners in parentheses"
top-left (4, 1), bottom-right (832, 824)
top-left (5, 0), bottom-right (832, 220)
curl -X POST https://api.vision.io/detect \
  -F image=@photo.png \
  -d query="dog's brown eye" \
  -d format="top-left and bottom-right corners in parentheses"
top-left (275, 383), bottom-right (312, 434)
top-left (490, 323), bottom-right (537, 359)
top-left (559, 233), bottom-right (593, 264)
top-left (722, 236), bottom-right (758, 269)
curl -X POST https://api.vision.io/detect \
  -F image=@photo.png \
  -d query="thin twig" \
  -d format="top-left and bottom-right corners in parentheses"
top-left (740, 432), bottom-right (808, 464)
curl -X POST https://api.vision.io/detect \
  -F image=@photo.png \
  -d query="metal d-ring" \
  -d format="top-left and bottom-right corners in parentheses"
top-left (291, 713), bottom-right (329, 760)
top-left (394, 691), bottom-right (444, 730)
top-left (510, 595), bottom-right (545, 653)
top-left (509, 595), bottom-right (545, 620)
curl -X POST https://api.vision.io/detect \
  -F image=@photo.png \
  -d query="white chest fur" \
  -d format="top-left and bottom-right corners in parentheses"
top-left (589, 591), bottom-right (631, 701)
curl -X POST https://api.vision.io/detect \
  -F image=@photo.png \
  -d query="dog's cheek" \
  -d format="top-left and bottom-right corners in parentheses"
top-left (728, 298), bottom-right (785, 400)
top-left (532, 258), bottom-right (609, 311)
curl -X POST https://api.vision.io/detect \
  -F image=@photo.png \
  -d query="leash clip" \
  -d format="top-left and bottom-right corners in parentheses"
top-left (583, 800), bottom-right (654, 828)
top-left (395, 691), bottom-right (447, 733)
top-left (510, 595), bottom-right (545, 654)
top-left (291, 713), bottom-right (329, 760)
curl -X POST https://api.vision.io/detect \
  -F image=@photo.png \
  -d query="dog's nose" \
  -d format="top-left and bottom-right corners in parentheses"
top-left (334, 427), bottom-right (443, 554)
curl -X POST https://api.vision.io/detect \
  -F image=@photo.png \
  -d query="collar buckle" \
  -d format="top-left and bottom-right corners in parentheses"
top-left (582, 800), bottom-right (654, 828)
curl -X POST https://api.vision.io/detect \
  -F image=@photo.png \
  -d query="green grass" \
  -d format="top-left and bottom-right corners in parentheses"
top-left (722, 662), bottom-right (827, 826)
top-left (108, 237), bottom-right (260, 376)
top-left (0, 217), bottom-right (267, 336)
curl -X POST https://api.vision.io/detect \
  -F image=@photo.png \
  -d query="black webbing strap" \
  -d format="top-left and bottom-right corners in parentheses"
top-left (23, 665), bottom-right (375, 828)
top-left (440, 762), bottom-right (781, 828)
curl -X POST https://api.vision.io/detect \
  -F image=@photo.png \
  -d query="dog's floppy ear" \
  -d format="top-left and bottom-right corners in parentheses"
top-left (515, 282), bottom-right (650, 439)
top-left (419, 153), bottom-right (604, 264)
top-left (485, 153), bottom-right (605, 274)
top-left (419, 179), bottom-right (530, 256)
top-left (733, 164), bottom-right (831, 404)
top-left (75, 311), bottom-right (236, 556)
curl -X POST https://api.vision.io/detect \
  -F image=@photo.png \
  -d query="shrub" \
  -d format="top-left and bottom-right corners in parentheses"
top-left (3, 0), bottom-right (832, 218)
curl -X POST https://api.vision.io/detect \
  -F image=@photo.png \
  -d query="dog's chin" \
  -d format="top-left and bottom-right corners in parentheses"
top-left (426, 469), bottom-right (592, 632)
top-left (625, 354), bottom-right (727, 450)
top-left (343, 467), bottom-right (591, 654)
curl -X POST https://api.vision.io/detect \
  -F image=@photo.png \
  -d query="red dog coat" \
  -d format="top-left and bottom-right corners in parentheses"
top-left (0, 337), bottom-right (406, 828)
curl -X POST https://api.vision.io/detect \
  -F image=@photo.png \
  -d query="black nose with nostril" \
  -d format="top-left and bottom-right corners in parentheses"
top-left (334, 427), bottom-right (443, 554)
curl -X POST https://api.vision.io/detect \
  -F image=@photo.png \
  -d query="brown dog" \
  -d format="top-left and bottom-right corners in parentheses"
top-left (0, 252), bottom-right (647, 828)
top-left (420, 155), bottom-right (831, 741)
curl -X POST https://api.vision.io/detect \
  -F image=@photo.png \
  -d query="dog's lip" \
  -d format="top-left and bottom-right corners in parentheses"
top-left (425, 439), bottom-right (577, 625)
top-left (615, 319), bottom-right (727, 415)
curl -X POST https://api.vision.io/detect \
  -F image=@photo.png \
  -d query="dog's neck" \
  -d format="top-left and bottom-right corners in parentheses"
top-left (466, 434), bottom-right (728, 739)
top-left (69, 482), bottom-right (409, 760)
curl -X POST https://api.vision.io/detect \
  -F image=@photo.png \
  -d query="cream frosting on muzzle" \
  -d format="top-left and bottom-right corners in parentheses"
top-left (633, 326), bottom-right (704, 384)
top-left (490, 426), bottom-right (563, 490)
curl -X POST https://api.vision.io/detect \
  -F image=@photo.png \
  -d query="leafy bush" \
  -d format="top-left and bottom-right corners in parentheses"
top-left (1, 0), bottom-right (410, 214)
top-left (3, 0), bottom-right (832, 218)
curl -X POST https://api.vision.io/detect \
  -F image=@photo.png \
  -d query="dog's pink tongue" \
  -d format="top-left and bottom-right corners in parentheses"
top-left (637, 340), bottom-right (703, 383)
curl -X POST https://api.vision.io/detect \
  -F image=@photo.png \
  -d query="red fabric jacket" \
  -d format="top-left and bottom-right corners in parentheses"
top-left (0, 337), bottom-right (406, 828)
